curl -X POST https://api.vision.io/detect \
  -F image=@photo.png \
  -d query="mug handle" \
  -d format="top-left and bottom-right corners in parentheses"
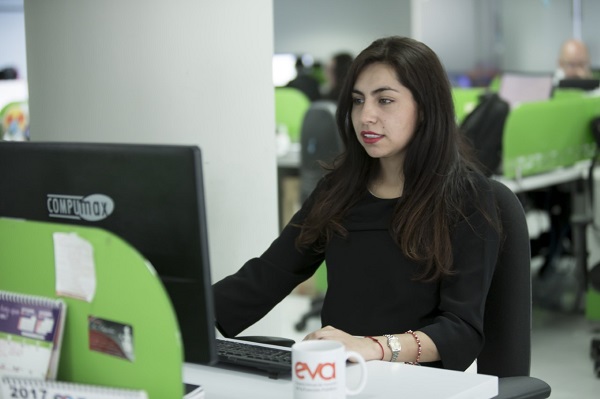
top-left (345, 350), bottom-right (368, 396)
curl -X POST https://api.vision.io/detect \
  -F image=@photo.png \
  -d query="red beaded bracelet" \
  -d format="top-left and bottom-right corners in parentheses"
top-left (365, 336), bottom-right (384, 361)
top-left (405, 330), bottom-right (422, 365)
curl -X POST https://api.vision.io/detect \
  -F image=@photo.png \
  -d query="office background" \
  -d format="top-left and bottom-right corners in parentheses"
top-left (1, 0), bottom-right (599, 341)
top-left (273, 0), bottom-right (600, 75)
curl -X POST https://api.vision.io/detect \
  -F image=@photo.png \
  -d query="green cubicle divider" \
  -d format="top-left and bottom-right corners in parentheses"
top-left (587, 288), bottom-right (600, 321)
top-left (0, 218), bottom-right (183, 398)
top-left (451, 87), bottom-right (485, 124)
top-left (502, 95), bottom-right (600, 179)
top-left (275, 87), bottom-right (311, 143)
top-left (552, 88), bottom-right (589, 101)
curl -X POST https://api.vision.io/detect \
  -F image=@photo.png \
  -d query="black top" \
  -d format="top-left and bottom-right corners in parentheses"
top-left (213, 175), bottom-right (500, 371)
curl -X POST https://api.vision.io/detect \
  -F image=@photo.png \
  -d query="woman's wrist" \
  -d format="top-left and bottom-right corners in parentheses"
top-left (404, 330), bottom-right (422, 365)
top-left (364, 336), bottom-right (385, 361)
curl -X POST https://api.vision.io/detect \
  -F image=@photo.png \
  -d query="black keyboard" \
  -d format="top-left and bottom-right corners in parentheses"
top-left (216, 338), bottom-right (292, 379)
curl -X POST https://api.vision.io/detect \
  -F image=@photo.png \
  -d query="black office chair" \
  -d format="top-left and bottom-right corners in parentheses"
top-left (294, 100), bottom-right (342, 331)
top-left (299, 100), bottom-right (343, 203)
top-left (480, 179), bottom-right (551, 398)
top-left (295, 178), bottom-right (551, 397)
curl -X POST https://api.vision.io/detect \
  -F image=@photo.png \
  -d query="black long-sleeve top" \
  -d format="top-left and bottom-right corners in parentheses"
top-left (213, 176), bottom-right (500, 371)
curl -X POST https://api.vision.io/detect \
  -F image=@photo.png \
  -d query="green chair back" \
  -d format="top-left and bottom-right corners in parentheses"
top-left (275, 87), bottom-right (311, 142)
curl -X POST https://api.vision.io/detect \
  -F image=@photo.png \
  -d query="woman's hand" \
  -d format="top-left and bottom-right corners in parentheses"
top-left (303, 325), bottom-right (384, 361)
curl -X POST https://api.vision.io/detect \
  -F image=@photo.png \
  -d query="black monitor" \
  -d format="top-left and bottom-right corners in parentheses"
top-left (0, 141), bottom-right (217, 365)
top-left (557, 78), bottom-right (600, 91)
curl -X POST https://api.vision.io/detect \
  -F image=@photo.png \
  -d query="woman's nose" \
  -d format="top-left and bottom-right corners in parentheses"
top-left (360, 101), bottom-right (377, 125)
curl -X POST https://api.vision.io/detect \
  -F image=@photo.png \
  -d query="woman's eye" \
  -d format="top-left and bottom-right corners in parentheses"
top-left (379, 98), bottom-right (393, 104)
top-left (352, 97), bottom-right (364, 105)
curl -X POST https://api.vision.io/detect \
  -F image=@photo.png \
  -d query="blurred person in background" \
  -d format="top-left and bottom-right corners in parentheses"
top-left (323, 52), bottom-right (354, 103)
top-left (553, 38), bottom-right (593, 84)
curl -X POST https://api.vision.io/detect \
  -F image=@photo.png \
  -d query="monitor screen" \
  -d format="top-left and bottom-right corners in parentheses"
top-left (498, 72), bottom-right (554, 108)
top-left (558, 78), bottom-right (600, 91)
top-left (0, 141), bottom-right (217, 365)
top-left (272, 53), bottom-right (298, 87)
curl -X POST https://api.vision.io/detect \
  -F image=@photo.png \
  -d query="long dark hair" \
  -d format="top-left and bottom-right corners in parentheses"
top-left (296, 36), bottom-right (489, 281)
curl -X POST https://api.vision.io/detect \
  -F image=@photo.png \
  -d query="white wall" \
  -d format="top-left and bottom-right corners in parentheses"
top-left (0, 3), bottom-right (26, 78)
top-left (499, 0), bottom-right (572, 73)
top-left (582, 0), bottom-right (600, 67)
top-left (23, 0), bottom-right (281, 335)
top-left (412, 0), bottom-right (479, 72)
top-left (273, 0), bottom-right (412, 63)
top-left (273, 0), bottom-right (600, 76)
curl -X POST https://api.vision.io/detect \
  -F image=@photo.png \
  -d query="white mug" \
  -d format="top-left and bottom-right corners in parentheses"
top-left (292, 340), bottom-right (368, 399)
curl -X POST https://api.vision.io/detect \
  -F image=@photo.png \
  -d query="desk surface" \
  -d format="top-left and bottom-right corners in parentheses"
top-left (184, 361), bottom-right (498, 399)
top-left (277, 143), bottom-right (301, 169)
top-left (493, 160), bottom-right (590, 193)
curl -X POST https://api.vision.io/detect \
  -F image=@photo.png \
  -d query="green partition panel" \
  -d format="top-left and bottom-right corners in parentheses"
top-left (552, 88), bottom-right (588, 101)
top-left (0, 218), bottom-right (183, 398)
top-left (587, 288), bottom-right (600, 321)
top-left (488, 74), bottom-right (502, 92)
top-left (502, 97), bottom-right (597, 179)
top-left (275, 87), bottom-right (311, 142)
top-left (584, 94), bottom-right (600, 122)
top-left (452, 87), bottom-right (485, 124)
top-left (314, 262), bottom-right (327, 294)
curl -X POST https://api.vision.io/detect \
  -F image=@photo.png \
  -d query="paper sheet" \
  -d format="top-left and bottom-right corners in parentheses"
top-left (53, 232), bottom-right (96, 302)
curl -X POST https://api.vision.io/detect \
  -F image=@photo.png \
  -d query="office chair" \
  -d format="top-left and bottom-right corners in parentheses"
top-left (299, 100), bottom-right (343, 203)
top-left (479, 179), bottom-right (551, 398)
top-left (295, 178), bottom-right (552, 398)
top-left (294, 100), bottom-right (342, 331)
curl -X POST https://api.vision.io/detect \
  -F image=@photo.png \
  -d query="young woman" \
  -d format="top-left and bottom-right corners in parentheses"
top-left (213, 36), bottom-right (501, 371)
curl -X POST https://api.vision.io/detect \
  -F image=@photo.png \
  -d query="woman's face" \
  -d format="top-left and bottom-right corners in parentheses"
top-left (351, 62), bottom-right (418, 167)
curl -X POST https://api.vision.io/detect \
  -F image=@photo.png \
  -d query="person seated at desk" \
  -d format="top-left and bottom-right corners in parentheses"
top-left (553, 38), bottom-right (593, 85)
top-left (323, 52), bottom-right (354, 103)
top-left (213, 36), bottom-right (501, 371)
top-left (286, 56), bottom-right (322, 102)
top-left (528, 38), bottom-right (594, 303)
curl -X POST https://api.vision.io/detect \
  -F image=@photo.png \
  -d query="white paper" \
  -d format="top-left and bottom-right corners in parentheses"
top-left (53, 232), bottom-right (96, 302)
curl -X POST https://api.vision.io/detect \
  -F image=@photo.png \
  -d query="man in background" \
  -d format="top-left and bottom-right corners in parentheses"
top-left (286, 56), bottom-right (321, 102)
top-left (532, 39), bottom-right (595, 311)
top-left (554, 38), bottom-right (593, 84)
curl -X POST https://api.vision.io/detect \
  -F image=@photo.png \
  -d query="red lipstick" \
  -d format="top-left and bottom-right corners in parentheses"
top-left (361, 131), bottom-right (383, 144)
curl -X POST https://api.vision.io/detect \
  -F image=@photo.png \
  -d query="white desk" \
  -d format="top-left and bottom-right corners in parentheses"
top-left (277, 143), bottom-right (301, 170)
top-left (184, 361), bottom-right (498, 399)
top-left (493, 160), bottom-right (591, 193)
